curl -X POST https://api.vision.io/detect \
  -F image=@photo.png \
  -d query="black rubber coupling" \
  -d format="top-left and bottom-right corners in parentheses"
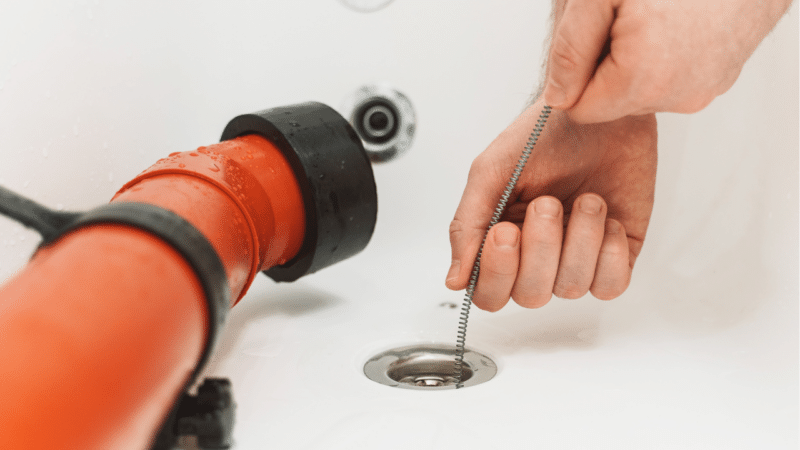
top-left (220, 101), bottom-right (378, 282)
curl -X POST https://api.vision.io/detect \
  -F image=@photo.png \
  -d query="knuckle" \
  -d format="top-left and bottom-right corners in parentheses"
top-left (448, 217), bottom-right (466, 237)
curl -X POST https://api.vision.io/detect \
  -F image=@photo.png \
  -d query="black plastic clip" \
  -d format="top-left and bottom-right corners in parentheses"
top-left (151, 378), bottom-right (235, 450)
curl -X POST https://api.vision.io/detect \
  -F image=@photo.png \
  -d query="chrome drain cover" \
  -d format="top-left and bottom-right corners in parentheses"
top-left (363, 343), bottom-right (496, 390)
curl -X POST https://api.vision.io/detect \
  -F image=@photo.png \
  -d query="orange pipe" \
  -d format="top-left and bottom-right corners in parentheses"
top-left (114, 134), bottom-right (306, 304)
top-left (0, 134), bottom-right (305, 449)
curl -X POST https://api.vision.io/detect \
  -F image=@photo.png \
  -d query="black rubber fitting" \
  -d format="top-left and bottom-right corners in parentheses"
top-left (220, 101), bottom-right (378, 282)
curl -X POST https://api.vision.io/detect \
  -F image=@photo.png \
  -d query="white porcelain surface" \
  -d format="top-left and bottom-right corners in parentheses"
top-left (1, 1), bottom-right (797, 449)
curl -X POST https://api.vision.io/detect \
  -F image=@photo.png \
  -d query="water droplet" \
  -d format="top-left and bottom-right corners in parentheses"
top-left (318, 174), bottom-right (325, 180)
top-left (23, 180), bottom-right (30, 187)
top-left (197, 147), bottom-right (208, 154)
top-left (19, 235), bottom-right (25, 241)
top-left (169, 152), bottom-right (181, 157)
top-left (179, 163), bottom-right (186, 168)
top-left (189, 152), bottom-right (198, 157)
top-left (56, 203), bottom-right (64, 211)
top-left (209, 164), bottom-right (220, 172)
top-left (289, 121), bottom-right (300, 127)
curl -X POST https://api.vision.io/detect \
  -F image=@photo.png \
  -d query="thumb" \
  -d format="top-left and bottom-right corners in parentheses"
top-left (542, 0), bottom-right (616, 110)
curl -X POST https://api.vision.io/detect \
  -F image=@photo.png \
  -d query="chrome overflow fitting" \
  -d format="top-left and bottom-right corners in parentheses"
top-left (341, 84), bottom-right (416, 163)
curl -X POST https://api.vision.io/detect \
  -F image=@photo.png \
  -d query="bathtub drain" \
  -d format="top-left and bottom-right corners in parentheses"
top-left (364, 343), bottom-right (495, 390)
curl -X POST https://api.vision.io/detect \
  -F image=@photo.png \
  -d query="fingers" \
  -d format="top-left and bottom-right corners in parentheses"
top-left (590, 219), bottom-right (632, 300)
top-left (472, 222), bottom-right (520, 312)
top-left (510, 196), bottom-right (564, 308)
top-left (451, 193), bottom-right (634, 311)
top-left (552, 193), bottom-right (607, 299)
top-left (542, 0), bottom-right (616, 110)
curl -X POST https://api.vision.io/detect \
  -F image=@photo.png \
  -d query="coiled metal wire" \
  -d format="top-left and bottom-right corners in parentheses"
top-left (453, 105), bottom-right (552, 388)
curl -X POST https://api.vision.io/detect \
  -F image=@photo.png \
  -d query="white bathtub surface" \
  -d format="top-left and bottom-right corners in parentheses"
top-left (1, 1), bottom-right (797, 449)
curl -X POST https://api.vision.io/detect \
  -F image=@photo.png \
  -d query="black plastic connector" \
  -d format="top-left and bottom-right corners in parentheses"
top-left (221, 101), bottom-right (378, 282)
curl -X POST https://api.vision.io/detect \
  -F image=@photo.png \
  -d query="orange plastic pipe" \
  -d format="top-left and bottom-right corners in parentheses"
top-left (0, 134), bottom-right (305, 449)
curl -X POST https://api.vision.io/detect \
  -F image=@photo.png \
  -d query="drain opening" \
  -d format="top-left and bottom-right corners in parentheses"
top-left (364, 343), bottom-right (495, 390)
top-left (356, 101), bottom-right (399, 144)
top-left (387, 354), bottom-right (472, 387)
top-left (340, 84), bottom-right (416, 163)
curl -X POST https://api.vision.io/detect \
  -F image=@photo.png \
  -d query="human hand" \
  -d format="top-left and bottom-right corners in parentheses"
top-left (446, 100), bottom-right (657, 311)
top-left (542, 0), bottom-right (792, 123)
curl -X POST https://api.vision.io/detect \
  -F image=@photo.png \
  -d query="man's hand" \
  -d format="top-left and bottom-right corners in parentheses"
top-left (446, 100), bottom-right (657, 311)
top-left (542, 0), bottom-right (793, 123)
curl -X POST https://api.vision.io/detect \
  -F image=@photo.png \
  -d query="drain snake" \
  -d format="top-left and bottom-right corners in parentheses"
top-left (453, 104), bottom-right (552, 388)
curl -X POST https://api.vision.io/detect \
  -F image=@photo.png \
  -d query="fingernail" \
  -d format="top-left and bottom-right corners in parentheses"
top-left (534, 197), bottom-right (560, 218)
top-left (543, 82), bottom-right (566, 107)
top-left (493, 226), bottom-right (519, 249)
top-left (606, 219), bottom-right (622, 234)
top-left (446, 260), bottom-right (460, 284)
top-left (579, 195), bottom-right (602, 214)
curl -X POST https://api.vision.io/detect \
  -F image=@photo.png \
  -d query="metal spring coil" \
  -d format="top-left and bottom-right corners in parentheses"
top-left (453, 105), bottom-right (552, 388)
